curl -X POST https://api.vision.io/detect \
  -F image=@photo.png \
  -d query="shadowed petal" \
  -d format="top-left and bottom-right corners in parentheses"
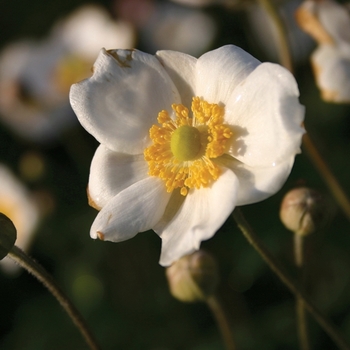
top-left (88, 144), bottom-right (149, 210)
top-left (154, 168), bottom-right (238, 266)
top-left (219, 156), bottom-right (295, 206)
top-left (70, 48), bottom-right (180, 154)
top-left (156, 50), bottom-right (196, 108)
top-left (91, 177), bottom-right (171, 242)
top-left (225, 62), bottom-right (304, 168)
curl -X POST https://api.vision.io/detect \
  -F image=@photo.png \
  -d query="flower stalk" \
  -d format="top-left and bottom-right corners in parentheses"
top-left (7, 245), bottom-right (100, 350)
top-left (280, 186), bottom-right (329, 350)
top-left (166, 251), bottom-right (237, 349)
top-left (206, 295), bottom-right (236, 350)
top-left (302, 133), bottom-right (350, 222)
top-left (257, 0), bottom-right (293, 73)
top-left (232, 208), bottom-right (350, 350)
top-left (294, 234), bottom-right (310, 350)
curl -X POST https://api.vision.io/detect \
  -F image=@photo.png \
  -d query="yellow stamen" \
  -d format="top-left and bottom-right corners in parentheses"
top-left (144, 97), bottom-right (233, 196)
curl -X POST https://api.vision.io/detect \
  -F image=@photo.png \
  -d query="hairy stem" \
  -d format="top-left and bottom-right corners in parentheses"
top-left (232, 208), bottom-right (350, 350)
top-left (258, 0), bottom-right (293, 73)
top-left (206, 295), bottom-right (236, 350)
top-left (294, 234), bottom-right (310, 350)
top-left (8, 245), bottom-right (100, 350)
top-left (303, 133), bottom-right (350, 222)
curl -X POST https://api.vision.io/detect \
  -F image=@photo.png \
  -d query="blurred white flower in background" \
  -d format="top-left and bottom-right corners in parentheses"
top-left (169, 0), bottom-right (226, 7)
top-left (57, 5), bottom-right (135, 63)
top-left (0, 5), bottom-right (135, 142)
top-left (0, 165), bottom-right (40, 274)
top-left (296, 0), bottom-right (350, 103)
top-left (115, 0), bottom-right (216, 57)
top-left (169, 0), bottom-right (245, 8)
top-left (141, 2), bottom-right (216, 56)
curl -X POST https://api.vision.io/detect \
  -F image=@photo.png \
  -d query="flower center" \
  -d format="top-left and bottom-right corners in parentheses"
top-left (53, 55), bottom-right (92, 94)
top-left (170, 125), bottom-right (201, 161)
top-left (144, 97), bottom-right (232, 196)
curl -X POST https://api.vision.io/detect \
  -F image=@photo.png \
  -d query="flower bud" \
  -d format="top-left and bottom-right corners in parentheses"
top-left (280, 187), bottom-right (329, 236)
top-left (166, 250), bottom-right (219, 303)
top-left (0, 213), bottom-right (17, 260)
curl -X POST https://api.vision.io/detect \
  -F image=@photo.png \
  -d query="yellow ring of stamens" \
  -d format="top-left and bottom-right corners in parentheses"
top-left (144, 97), bottom-right (233, 196)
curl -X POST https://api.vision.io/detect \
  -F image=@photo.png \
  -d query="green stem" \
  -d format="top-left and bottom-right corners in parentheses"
top-left (302, 133), bottom-right (350, 223)
top-left (257, 0), bottom-right (293, 73)
top-left (296, 297), bottom-right (310, 350)
top-left (206, 295), bottom-right (237, 350)
top-left (8, 245), bottom-right (100, 350)
top-left (232, 208), bottom-right (350, 350)
top-left (294, 234), bottom-right (310, 350)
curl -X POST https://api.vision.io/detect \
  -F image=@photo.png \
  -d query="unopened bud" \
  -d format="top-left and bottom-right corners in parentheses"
top-left (166, 250), bottom-right (219, 303)
top-left (280, 187), bottom-right (329, 236)
top-left (0, 213), bottom-right (17, 260)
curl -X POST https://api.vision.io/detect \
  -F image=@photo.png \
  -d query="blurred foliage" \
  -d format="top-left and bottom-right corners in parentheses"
top-left (1, 0), bottom-right (350, 349)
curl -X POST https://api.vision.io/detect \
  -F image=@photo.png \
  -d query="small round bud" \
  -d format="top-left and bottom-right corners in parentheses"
top-left (0, 213), bottom-right (17, 260)
top-left (280, 187), bottom-right (329, 236)
top-left (166, 250), bottom-right (219, 303)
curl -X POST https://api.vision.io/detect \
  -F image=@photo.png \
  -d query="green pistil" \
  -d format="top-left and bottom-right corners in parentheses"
top-left (170, 125), bottom-right (201, 161)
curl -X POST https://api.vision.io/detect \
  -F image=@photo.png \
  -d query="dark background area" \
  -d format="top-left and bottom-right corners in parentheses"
top-left (0, 0), bottom-right (350, 349)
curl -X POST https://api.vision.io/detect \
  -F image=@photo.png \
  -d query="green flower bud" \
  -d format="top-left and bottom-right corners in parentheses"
top-left (280, 187), bottom-right (329, 236)
top-left (166, 250), bottom-right (219, 303)
top-left (0, 213), bottom-right (17, 260)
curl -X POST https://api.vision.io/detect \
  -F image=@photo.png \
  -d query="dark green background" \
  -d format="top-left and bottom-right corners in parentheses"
top-left (1, 0), bottom-right (350, 349)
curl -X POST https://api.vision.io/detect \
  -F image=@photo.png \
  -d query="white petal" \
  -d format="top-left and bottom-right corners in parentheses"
top-left (59, 5), bottom-right (135, 59)
top-left (194, 45), bottom-right (260, 104)
top-left (154, 168), bottom-right (238, 266)
top-left (156, 50), bottom-right (196, 108)
top-left (146, 3), bottom-right (216, 57)
top-left (225, 62), bottom-right (305, 168)
top-left (295, 1), bottom-right (334, 45)
top-left (70, 48), bottom-right (181, 154)
top-left (220, 156), bottom-right (295, 206)
top-left (312, 45), bottom-right (350, 103)
top-left (317, 0), bottom-right (350, 44)
top-left (90, 177), bottom-right (171, 241)
top-left (88, 145), bottom-right (149, 210)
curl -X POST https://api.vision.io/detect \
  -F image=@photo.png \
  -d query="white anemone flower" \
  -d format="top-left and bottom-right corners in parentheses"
top-left (138, 2), bottom-right (217, 57)
top-left (0, 165), bottom-right (39, 274)
top-left (0, 5), bottom-right (135, 142)
top-left (70, 45), bottom-right (305, 266)
top-left (296, 0), bottom-right (350, 103)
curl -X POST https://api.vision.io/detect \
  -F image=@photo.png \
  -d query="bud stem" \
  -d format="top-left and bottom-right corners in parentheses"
top-left (7, 245), bottom-right (100, 350)
top-left (206, 295), bottom-right (236, 350)
top-left (232, 208), bottom-right (350, 350)
top-left (257, 0), bottom-right (293, 73)
top-left (294, 233), bottom-right (305, 269)
top-left (294, 234), bottom-right (310, 350)
top-left (302, 133), bottom-right (350, 223)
